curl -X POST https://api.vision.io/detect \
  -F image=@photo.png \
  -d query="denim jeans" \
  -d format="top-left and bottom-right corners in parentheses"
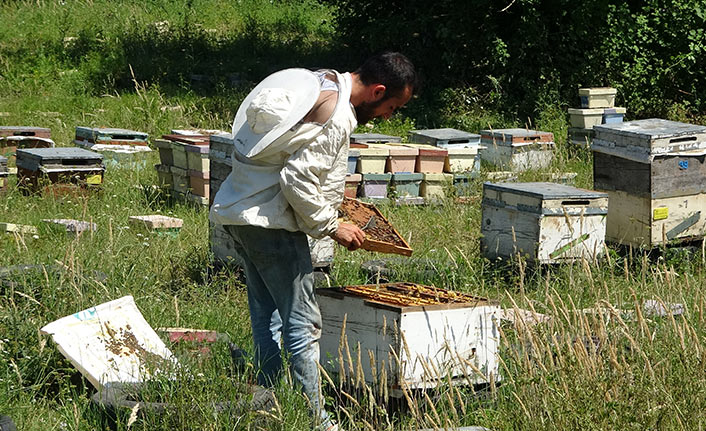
top-left (223, 224), bottom-right (331, 427)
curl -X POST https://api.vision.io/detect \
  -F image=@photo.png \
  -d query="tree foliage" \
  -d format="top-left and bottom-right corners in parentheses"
top-left (333, 0), bottom-right (706, 118)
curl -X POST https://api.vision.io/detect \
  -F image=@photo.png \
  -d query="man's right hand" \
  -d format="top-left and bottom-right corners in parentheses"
top-left (330, 223), bottom-right (366, 251)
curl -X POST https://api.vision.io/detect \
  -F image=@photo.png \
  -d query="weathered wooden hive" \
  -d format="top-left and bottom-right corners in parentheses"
top-left (592, 119), bottom-right (706, 247)
top-left (317, 282), bottom-right (500, 396)
top-left (16, 148), bottom-right (104, 195)
top-left (481, 182), bottom-right (609, 264)
top-left (480, 128), bottom-right (554, 172)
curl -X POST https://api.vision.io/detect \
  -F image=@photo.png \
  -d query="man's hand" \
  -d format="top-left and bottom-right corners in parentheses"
top-left (330, 223), bottom-right (366, 251)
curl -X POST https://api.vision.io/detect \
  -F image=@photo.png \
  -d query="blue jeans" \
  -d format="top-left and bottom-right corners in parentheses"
top-left (223, 224), bottom-right (331, 427)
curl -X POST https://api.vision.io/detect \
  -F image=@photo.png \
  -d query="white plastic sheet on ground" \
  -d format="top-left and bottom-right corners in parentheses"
top-left (40, 295), bottom-right (177, 390)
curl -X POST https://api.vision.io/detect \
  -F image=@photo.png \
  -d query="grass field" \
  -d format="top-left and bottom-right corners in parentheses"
top-left (2, 1), bottom-right (706, 430)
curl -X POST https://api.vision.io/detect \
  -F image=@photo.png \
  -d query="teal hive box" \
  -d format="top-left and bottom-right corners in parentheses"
top-left (392, 173), bottom-right (423, 197)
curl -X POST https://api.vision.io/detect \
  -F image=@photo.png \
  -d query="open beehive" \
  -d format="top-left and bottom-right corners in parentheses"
top-left (338, 197), bottom-right (412, 256)
top-left (317, 283), bottom-right (500, 396)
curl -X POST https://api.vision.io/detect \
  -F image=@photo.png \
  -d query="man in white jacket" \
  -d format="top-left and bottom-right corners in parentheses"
top-left (210, 52), bottom-right (416, 430)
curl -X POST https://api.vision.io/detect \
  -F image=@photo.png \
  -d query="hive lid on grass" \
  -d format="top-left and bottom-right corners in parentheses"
top-left (350, 133), bottom-right (401, 144)
top-left (410, 128), bottom-right (481, 146)
top-left (16, 148), bottom-right (103, 168)
top-left (0, 155), bottom-right (6, 165)
top-left (338, 197), bottom-right (412, 256)
top-left (40, 295), bottom-right (177, 390)
top-left (42, 219), bottom-right (97, 234)
top-left (129, 215), bottom-right (183, 230)
top-left (0, 126), bottom-right (51, 138)
top-left (0, 223), bottom-right (38, 234)
top-left (484, 181), bottom-right (607, 200)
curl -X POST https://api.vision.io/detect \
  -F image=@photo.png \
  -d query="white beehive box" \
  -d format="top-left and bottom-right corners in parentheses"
top-left (480, 128), bottom-right (555, 172)
top-left (481, 182), bottom-right (609, 264)
top-left (592, 119), bottom-right (706, 247)
top-left (579, 87), bottom-right (617, 108)
top-left (317, 283), bottom-right (500, 397)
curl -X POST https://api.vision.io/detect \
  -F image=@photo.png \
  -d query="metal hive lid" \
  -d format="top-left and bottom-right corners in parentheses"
top-left (411, 128), bottom-right (480, 140)
top-left (483, 181), bottom-right (607, 200)
top-left (593, 118), bottom-right (706, 140)
top-left (480, 128), bottom-right (552, 138)
top-left (17, 147), bottom-right (103, 162)
top-left (350, 133), bottom-right (402, 143)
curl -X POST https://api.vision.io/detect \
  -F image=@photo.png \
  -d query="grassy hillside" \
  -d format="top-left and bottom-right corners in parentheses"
top-left (1, 1), bottom-right (706, 430)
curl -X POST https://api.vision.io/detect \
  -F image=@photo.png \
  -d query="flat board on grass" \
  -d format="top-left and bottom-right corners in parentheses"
top-left (0, 222), bottom-right (37, 234)
top-left (129, 215), bottom-right (183, 230)
top-left (338, 197), bottom-right (412, 256)
top-left (40, 295), bottom-right (177, 390)
top-left (42, 219), bottom-right (97, 234)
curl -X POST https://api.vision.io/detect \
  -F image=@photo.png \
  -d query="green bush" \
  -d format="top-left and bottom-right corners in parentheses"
top-left (333, 0), bottom-right (706, 118)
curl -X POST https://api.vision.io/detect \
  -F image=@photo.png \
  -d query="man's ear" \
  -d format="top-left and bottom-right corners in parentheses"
top-left (371, 84), bottom-right (387, 102)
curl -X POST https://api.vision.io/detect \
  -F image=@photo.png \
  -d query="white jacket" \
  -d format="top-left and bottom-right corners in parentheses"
top-left (209, 70), bottom-right (357, 239)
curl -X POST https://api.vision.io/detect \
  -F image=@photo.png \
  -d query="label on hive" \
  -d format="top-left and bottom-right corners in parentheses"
top-left (86, 174), bottom-right (102, 185)
top-left (653, 207), bottom-right (669, 221)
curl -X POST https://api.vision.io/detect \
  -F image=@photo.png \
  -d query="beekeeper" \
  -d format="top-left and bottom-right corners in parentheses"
top-left (210, 52), bottom-right (416, 430)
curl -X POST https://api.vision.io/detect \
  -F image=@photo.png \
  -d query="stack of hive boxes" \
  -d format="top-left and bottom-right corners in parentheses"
top-left (592, 119), bottom-right (706, 247)
top-left (348, 131), bottom-right (479, 202)
top-left (568, 87), bottom-right (626, 147)
top-left (154, 132), bottom-right (212, 205)
top-left (16, 147), bottom-right (104, 196)
top-left (410, 128), bottom-right (483, 199)
top-left (480, 128), bottom-right (555, 172)
top-left (74, 127), bottom-right (151, 167)
top-left (0, 127), bottom-right (54, 168)
top-left (208, 133), bottom-right (335, 270)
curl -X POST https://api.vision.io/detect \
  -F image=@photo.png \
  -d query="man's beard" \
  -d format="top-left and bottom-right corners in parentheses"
top-left (354, 99), bottom-right (384, 125)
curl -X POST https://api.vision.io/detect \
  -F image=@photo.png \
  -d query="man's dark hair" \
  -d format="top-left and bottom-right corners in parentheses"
top-left (355, 52), bottom-right (418, 99)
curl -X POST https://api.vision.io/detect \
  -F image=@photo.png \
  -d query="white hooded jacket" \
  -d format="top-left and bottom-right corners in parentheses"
top-left (209, 70), bottom-right (357, 239)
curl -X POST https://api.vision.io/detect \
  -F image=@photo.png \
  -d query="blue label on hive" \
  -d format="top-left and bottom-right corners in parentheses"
top-left (679, 160), bottom-right (689, 170)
